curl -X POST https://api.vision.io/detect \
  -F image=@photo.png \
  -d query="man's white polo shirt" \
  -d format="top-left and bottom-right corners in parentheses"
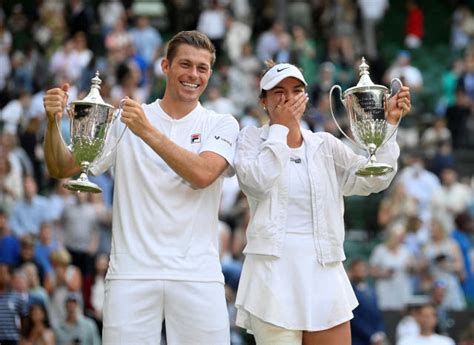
top-left (91, 100), bottom-right (239, 283)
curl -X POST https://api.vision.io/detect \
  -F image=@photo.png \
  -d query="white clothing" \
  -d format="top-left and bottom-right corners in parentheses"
top-left (431, 182), bottom-right (472, 232)
top-left (358, 0), bottom-right (388, 20)
top-left (386, 65), bottom-right (423, 89)
top-left (396, 315), bottom-right (420, 341)
top-left (91, 100), bottom-right (239, 283)
top-left (103, 279), bottom-right (229, 345)
top-left (286, 143), bottom-right (312, 234)
top-left (369, 244), bottom-right (414, 310)
top-left (397, 334), bottom-right (455, 345)
top-left (1, 99), bottom-right (28, 135)
top-left (246, 314), bottom-right (302, 345)
top-left (236, 232), bottom-right (357, 331)
top-left (234, 124), bottom-right (399, 263)
top-left (197, 9), bottom-right (226, 40)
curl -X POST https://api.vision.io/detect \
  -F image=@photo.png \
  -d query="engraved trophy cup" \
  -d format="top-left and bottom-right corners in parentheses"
top-left (329, 58), bottom-right (403, 176)
top-left (61, 72), bottom-right (126, 193)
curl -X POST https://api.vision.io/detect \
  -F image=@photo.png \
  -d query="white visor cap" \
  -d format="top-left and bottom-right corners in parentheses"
top-left (260, 63), bottom-right (308, 91)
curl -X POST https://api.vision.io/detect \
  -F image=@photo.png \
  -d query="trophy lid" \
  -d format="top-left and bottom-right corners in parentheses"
top-left (72, 71), bottom-right (113, 108)
top-left (343, 57), bottom-right (388, 95)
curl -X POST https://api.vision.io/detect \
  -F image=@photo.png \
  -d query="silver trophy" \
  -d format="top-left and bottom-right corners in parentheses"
top-left (329, 58), bottom-right (403, 176)
top-left (61, 72), bottom-right (126, 193)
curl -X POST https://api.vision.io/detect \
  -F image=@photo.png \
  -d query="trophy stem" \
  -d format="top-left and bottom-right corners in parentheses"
top-left (63, 161), bottom-right (102, 193)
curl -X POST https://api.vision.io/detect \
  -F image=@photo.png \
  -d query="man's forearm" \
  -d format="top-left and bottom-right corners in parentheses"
top-left (141, 128), bottom-right (227, 189)
top-left (44, 119), bottom-right (81, 178)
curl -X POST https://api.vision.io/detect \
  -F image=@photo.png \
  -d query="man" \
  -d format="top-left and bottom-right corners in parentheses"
top-left (54, 292), bottom-right (101, 345)
top-left (0, 263), bottom-right (28, 345)
top-left (397, 303), bottom-right (455, 345)
top-left (348, 258), bottom-right (386, 345)
top-left (43, 31), bottom-right (239, 344)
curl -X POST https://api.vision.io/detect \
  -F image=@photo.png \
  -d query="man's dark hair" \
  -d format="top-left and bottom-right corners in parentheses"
top-left (165, 30), bottom-right (216, 66)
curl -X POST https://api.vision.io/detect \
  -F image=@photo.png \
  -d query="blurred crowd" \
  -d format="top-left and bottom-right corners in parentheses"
top-left (0, 0), bottom-right (474, 344)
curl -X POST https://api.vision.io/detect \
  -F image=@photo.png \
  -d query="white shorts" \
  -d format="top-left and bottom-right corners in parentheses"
top-left (102, 279), bottom-right (230, 345)
top-left (248, 314), bottom-right (302, 345)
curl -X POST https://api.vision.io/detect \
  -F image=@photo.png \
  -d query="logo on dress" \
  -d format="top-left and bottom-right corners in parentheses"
top-left (191, 133), bottom-right (201, 144)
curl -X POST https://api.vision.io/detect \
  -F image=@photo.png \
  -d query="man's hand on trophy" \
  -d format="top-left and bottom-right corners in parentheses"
top-left (386, 86), bottom-right (411, 125)
top-left (43, 83), bottom-right (70, 122)
top-left (120, 97), bottom-right (153, 138)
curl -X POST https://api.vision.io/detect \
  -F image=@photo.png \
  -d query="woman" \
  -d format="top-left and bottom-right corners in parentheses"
top-left (20, 302), bottom-right (55, 345)
top-left (369, 223), bottom-right (416, 310)
top-left (234, 61), bottom-right (411, 344)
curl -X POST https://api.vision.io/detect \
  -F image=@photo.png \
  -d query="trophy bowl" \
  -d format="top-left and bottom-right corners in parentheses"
top-left (61, 72), bottom-right (126, 193)
top-left (329, 58), bottom-right (402, 176)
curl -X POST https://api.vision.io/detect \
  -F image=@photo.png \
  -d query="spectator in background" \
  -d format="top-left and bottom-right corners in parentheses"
top-left (370, 222), bottom-right (415, 311)
top-left (53, 292), bottom-right (101, 345)
top-left (0, 90), bottom-right (32, 136)
top-left (8, 176), bottom-right (52, 238)
top-left (445, 86), bottom-right (471, 149)
top-left (0, 209), bottom-right (21, 265)
top-left (47, 249), bottom-right (82, 328)
top-left (223, 10), bottom-right (252, 64)
top-left (451, 212), bottom-right (474, 303)
top-left (459, 321), bottom-right (474, 345)
top-left (431, 167), bottom-right (471, 231)
top-left (397, 304), bottom-right (455, 345)
top-left (0, 145), bottom-right (23, 215)
top-left (129, 15), bottom-right (162, 66)
top-left (290, 25), bottom-right (317, 88)
top-left (396, 151), bottom-right (441, 241)
top-left (255, 21), bottom-right (285, 62)
top-left (0, 21), bottom-right (12, 93)
top-left (0, 263), bottom-right (29, 345)
top-left (59, 192), bottom-right (100, 280)
top-left (457, 52), bottom-right (474, 103)
top-left (384, 50), bottom-right (423, 95)
top-left (197, 0), bottom-right (227, 59)
top-left (395, 297), bottom-right (428, 341)
top-left (420, 118), bottom-right (452, 160)
top-left (348, 258), bottom-right (386, 345)
top-left (423, 218), bottom-right (466, 311)
top-left (20, 301), bottom-right (55, 345)
top-left (404, 0), bottom-right (424, 49)
top-left (357, 0), bottom-right (389, 60)
top-left (97, 0), bottom-right (125, 36)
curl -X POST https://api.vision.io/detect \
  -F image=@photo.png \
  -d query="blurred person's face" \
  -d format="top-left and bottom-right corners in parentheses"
top-left (350, 261), bottom-right (367, 283)
top-left (161, 44), bottom-right (213, 105)
top-left (0, 264), bottom-right (11, 288)
top-left (431, 286), bottom-right (446, 305)
top-left (418, 305), bottom-right (437, 334)
top-left (39, 224), bottom-right (52, 244)
top-left (23, 177), bottom-right (38, 199)
top-left (30, 304), bottom-right (46, 324)
top-left (430, 221), bottom-right (445, 241)
top-left (441, 169), bottom-right (456, 186)
top-left (12, 272), bottom-right (28, 292)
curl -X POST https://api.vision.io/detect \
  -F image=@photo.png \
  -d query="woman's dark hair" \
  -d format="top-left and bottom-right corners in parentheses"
top-left (22, 302), bottom-right (52, 337)
top-left (166, 30), bottom-right (216, 66)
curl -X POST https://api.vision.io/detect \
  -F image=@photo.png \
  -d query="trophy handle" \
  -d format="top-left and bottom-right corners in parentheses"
top-left (329, 85), bottom-right (361, 149)
top-left (381, 78), bottom-right (404, 147)
top-left (113, 99), bottom-right (128, 145)
top-left (97, 98), bottom-right (128, 162)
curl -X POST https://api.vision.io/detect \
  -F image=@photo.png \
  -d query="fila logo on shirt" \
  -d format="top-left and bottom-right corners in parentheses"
top-left (191, 133), bottom-right (201, 144)
top-left (290, 158), bottom-right (302, 164)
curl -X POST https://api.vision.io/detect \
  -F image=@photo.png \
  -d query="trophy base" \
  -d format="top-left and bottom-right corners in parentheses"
top-left (356, 163), bottom-right (394, 177)
top-left (63, 179), bottom-right (102, 193)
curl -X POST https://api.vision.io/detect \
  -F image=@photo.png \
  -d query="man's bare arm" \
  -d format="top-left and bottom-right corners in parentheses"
top-left (43, 84), bottom-right (81, 178)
